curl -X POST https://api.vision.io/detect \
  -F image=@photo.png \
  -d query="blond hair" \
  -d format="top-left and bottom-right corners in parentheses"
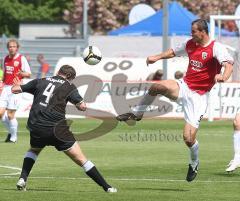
top-left (7, 38), bottom-right (20, 48)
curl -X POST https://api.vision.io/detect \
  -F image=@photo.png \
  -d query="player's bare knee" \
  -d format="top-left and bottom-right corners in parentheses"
top-left (7, 111), bottom-right (16, 120)
top-left (183, 136), bottom-right (194, 147)
top-left (233, 119), bottom-right (240, 130)
top-left (0, 111), bottom-right (5, 119)
top-left (149, 83), bottom-right (168, 96)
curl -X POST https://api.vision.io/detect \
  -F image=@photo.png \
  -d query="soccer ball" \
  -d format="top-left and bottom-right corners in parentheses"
top-left (82, 46), bottom-right (102, 65)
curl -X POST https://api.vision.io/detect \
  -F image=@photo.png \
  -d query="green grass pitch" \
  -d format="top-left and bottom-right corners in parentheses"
top-left (0, 118), bottom-right (239, 201)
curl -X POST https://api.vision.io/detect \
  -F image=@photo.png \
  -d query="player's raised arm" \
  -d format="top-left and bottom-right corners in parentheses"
top-left (146, 49), bottom-right (175, 66)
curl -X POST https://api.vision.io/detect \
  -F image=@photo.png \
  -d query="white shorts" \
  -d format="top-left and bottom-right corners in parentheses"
top-left (176, 79), bottom-right (208, 128)
top-left (0, 85), bottom-right (21, 110)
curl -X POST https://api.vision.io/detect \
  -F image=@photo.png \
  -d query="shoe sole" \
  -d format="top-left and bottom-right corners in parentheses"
top-left (226, 167), bottom-right (239, 172)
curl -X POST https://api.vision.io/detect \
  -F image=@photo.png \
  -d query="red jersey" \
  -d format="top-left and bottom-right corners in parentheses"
top-left (184, 40), bottom-right (221, 94)
top-left (3, 54), bottom-right (23, 85)
top-left (174, 39), bottom-right (233, 95)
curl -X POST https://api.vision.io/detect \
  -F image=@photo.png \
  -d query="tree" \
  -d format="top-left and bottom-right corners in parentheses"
top-left (63, 0), bottom-right (151, 37)
top-left (63, 0), bottom-right (239, 36)
top-left (0, 0), bottom-right (72, 36)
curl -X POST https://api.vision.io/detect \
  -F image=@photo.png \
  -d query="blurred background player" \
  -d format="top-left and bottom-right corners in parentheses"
top-left (36, 54), bottom-right (50, 78)
top-left (116, 19), bottom-right (234, 182)
top-left (0, 59), bottom-right (4, 95)
top-left (12, 65), bottom-right (117, 193)
top-left (174, 70), bottom-right (184, 80)
top-left (0, 39), bottom-right (31, 143)
top-left (146, 69), bottom-right (163, 81)
top-left (226, 112), bottom-right (240, 172)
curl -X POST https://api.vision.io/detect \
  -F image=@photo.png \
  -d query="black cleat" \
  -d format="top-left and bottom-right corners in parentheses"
top-left (4, 133), bottom-right (11, 142)
top-left (116, 113), bottom-right (142, 122)
top-left (186, 163), bottom-right (199, 182)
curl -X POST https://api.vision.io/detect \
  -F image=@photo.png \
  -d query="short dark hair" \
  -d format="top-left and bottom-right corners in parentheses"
top-left (192, 19), bottom-right (209, 34)
top-left (58, 65), bottom-right (76, 80)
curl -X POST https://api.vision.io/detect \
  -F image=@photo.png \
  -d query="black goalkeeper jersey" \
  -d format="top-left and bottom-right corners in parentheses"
top-left (21, 75), bottom-right (83, 131)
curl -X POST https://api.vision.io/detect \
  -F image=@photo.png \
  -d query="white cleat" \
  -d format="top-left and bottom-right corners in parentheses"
top-left (226, 160), bottom-right (240, 172)
top-left (106, 187), bottom-right (117, 193)
top-left (226, 160), bottom-right (234, 167)
top-left (16, 178), bottom-right (27, 191)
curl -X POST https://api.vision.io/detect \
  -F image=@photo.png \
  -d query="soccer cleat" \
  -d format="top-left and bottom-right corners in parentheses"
top-left (225, 160), bottom-right (240, 172)
top-left (226, 160), bottom-right (234, 167)
top-left (5, 133), bottom-right (17, 143)
top-left (106, 187), bottom-right (117, 193)
top-left (16, 178), bottom-right (27, 191)
top-left (4, 133), bottom-right (11, 142)
top-left (116, 113), bottom-right (142, 122)
top-left (186, 163), bottom-right (199, 182)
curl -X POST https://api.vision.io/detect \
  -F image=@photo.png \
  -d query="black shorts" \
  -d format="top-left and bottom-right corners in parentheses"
top-left (30, 125), bottom-right (76, 151)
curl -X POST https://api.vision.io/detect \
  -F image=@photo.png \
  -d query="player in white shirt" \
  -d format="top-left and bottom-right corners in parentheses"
top-left (226, 113), bottom-right (240, 172)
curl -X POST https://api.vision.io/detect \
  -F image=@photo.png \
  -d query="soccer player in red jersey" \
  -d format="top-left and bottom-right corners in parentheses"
top-left (117, 19), bottom-right (234, 181)
top-left (0, 39), bottom-right (31, 142)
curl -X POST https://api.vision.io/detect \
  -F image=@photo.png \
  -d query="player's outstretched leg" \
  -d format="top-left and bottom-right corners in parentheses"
top-left (65, 142), bottom-right (117, 193)
top-left (17, 148), bottom-right (42, 191)
top-left (116, 91), bottom-right (156, 122)
top-left (116, 112), bottom-right (142, 122)
top-left (116, 81), bottom-right (179, 123)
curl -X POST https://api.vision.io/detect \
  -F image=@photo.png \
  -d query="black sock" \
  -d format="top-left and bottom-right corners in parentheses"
top-left (20, 157), bottom-right (36, 181)
top-left (86, 166), bottom-right (111, 191)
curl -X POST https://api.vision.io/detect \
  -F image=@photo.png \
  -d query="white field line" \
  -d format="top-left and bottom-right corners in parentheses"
top-left (1, 174), bottom-right (240, 183)
top-left (0, 165), bottom-right (21, 176)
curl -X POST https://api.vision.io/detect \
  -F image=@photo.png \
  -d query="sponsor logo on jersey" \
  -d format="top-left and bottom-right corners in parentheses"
top-left (5, 65), bottom-right (14, 71)
top-left (202, 52), bottom-right (208, 60)
top-left (190, 59), bottom-right (203, 68)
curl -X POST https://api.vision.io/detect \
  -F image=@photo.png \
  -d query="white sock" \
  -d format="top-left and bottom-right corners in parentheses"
top-left (233, 131), bottom-right (240, 162)
top-left (9, 118), bottom-right (18, 141)
top-left (132, 93), bottom-right (156, 117)
top-left (25, 151), bottom-right (38, 161)
top-left (82, 160), bottom-right (95, 172)
top-left (2, 113), bottom-right (10, 133)
top-left (189, 140), bottom-right (199, 169)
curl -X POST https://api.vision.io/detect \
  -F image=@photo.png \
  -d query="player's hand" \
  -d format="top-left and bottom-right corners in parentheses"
top-left (146, 56), bottom-right (158, 66)
top-left (13, 77), bottom-right (21, 86)
top-left (215, 74), bottom-right (226, 83)
top-left (16, 70), bottom-right (23, 76)
top-left (76, 102), bottom-right (87, 111)
top-left (12, 77), bottom-right (22, 94)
